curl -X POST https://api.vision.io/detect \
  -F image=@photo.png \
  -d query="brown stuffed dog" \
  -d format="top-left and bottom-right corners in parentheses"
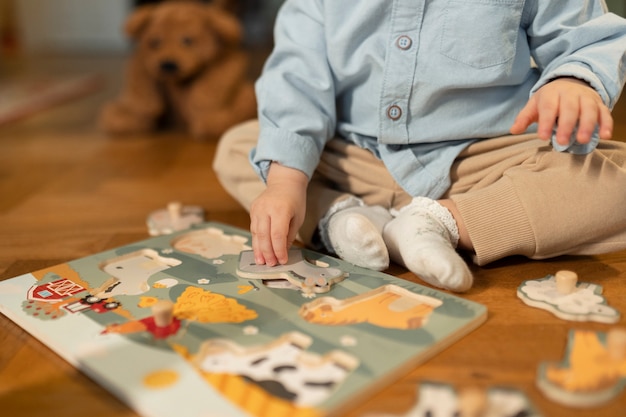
top-left (99, 1), bottom-right (256, 139)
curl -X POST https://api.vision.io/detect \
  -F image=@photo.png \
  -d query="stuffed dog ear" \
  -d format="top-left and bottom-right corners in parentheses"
top-left (203, 5), bottom-right (243, 47)
top-left (125, 5), bottom-right (155, 39)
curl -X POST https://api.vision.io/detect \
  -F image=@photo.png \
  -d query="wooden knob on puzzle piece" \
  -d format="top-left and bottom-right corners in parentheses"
top-left (152, 299), bottom-right (175, 328)
top-left (457, 386), bottom-right (487, 417)
top-left (555, 270), bottom-right (578, 294)
top-left (167, 201), bottom-right (182, 224)
top-left (607, 327), bottom-right (626, 361)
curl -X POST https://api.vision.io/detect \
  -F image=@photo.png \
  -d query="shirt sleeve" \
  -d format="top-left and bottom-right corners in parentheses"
top-left (525, 1), bottom-right (626, 154)
top-left (251, 0), bottom-right (336, 182)
top-left (527, 1), bottom-right (626, 109)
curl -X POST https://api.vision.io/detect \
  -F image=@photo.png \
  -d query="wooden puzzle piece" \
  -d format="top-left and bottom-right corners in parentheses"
top-left (104, 299), bottom-right (182, 339)
top-left (537, 327), bottom-right (626, 408)
top-left (365, 381), bottom-right (542, 417)
top-left (103, 286), bottom-right (259, 338)
top-left (147, 201), bottom-right (205, 236)
top-left (237, 249), bottom-right (348, 297)
top-left (171, 226), bottom-right (251, 259)
top-left (99, 249), bottom-right (181, 297)
top-left (517, 270), bottom-right (620, 323)
top-left (194, 331), bottom-right (359, 408)
top-left (299, 284), bottom-right (442, 329)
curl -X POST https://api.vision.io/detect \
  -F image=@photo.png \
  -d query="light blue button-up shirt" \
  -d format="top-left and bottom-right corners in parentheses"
top-left (251, 0), bottom-right (626, 199)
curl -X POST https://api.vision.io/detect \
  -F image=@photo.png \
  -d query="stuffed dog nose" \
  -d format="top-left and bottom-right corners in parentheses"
top-left (160, 60), bottom-right (179, 74)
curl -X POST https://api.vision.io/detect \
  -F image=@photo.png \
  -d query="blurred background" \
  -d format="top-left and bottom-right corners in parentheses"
top-left (0, 0), bottom-right (623, 58)
top-left (0, 0), bottom-right (286, 56)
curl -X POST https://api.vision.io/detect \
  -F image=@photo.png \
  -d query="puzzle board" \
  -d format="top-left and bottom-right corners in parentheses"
top-left (0, 222), bottom-right (487, 417)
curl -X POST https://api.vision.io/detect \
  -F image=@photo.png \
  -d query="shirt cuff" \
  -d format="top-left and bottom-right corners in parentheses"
top-left (249, 126), bottom-right (323, 183)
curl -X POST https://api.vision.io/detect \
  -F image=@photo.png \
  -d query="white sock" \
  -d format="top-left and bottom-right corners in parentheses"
top-left (383, 197), bottom-right (473, 292)
top-left (321, 198), bottom-right (392, 271)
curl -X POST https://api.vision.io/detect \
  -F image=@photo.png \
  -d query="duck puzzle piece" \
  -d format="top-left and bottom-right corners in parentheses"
top-left (517, 270), bottom-right (620, 323)
top-left (536, 327), bottom-right (626, 408)
top-left (365, 381), bottom-right (542, 417)
top-left (236, 249), bottom-right (348, 297)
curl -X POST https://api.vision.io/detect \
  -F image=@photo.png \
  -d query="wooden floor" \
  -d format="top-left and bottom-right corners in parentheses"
top-left (1, 53), bottom-right (625, 417)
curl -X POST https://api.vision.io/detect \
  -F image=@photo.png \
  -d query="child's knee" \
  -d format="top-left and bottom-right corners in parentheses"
top-left (213, 119), bottom-right (259, 183)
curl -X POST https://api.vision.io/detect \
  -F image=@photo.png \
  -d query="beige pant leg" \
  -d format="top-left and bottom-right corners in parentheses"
top-left (213, 120), bottom-right (412, 246)
top-left (446, 134), bottom-right (626, 265)
top-left (213, 120), bottom-right (265, 211)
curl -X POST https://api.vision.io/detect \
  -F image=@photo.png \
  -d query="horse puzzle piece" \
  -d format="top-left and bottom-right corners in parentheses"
top-left (194, 331), bottom-right (359, 408)
top-left (299, 284), bottom-right (442, 330)
top-left (147, 201), bottom-right (204, 236)
top-left (365, 381), bottom-right (542, 417)
top-left (536, 327), bottom-right (626, 408)
top-left (236, 249), bottom-right (348, 297)
top-left (517, 270), bottom-right (620, 323)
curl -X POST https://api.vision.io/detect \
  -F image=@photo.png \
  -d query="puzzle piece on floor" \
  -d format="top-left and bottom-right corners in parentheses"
top-left (537, 327), bottom-right (626, 408)
top-left (517, 270), bottom-right (620, 323)
top-left (147, 201), bottom-right (204, 236)
top-left (364, 381), bottom-right (542, 417)
top-left (236, 248), bottom-right (349, 297)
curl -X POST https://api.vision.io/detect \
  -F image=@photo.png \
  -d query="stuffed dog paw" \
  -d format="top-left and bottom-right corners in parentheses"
top-left (99, 1), bottom-right (256, 140)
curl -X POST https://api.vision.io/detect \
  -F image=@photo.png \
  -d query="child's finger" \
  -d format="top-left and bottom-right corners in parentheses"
top-left (553, 96), bottom-right (579, 146)
top-left (270, 220), bottom-right (290, 265)
top-left (510, 98), bottom-right (538, 135)
top-left (598, 104), bottom-right (614, 140)
top-left (251, 214), bottom-right (278, 266)
top-left (575, 99), bottom-right (600, 144)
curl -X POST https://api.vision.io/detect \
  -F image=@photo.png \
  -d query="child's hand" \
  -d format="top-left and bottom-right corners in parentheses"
top-left (250, 162), bottom-right (308, 267)
top-left (510, 77), bottom-right (613, 145)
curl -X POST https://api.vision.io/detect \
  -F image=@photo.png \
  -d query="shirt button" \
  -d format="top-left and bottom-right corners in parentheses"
top-left (396, 35), bottom-right (412, 50)
top-left (387, 105), bottom-right (402, 120)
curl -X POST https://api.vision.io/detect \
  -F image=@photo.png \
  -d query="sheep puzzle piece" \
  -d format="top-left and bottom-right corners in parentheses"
top-left (517, 270), bottom-right (620, 323)
top-left (0, 222), bottom-right (487, 417)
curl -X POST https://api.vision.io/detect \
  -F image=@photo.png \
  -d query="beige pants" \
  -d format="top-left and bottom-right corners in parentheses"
top-left (213, 120), bottom-right (626, 265)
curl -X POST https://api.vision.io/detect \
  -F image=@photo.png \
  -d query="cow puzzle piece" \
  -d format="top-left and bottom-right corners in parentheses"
top-left (517, 270), bottom-right (620, 323)
top-left (147, 201), bottom-right (204, 236)
top-left (364, 381), bottom-right (542, 417)
top-left (194, 331), bottom-right (359, 408)
top-left (236, 249), bottom-right (348, 297)
top-left (536, 327), bottom-right (626, 408)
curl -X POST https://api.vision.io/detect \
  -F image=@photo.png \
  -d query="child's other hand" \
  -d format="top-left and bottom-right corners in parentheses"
top-left (250, 162), bottom-right (307, 267)
top-left (510, 77), bottom-right (613, 145)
